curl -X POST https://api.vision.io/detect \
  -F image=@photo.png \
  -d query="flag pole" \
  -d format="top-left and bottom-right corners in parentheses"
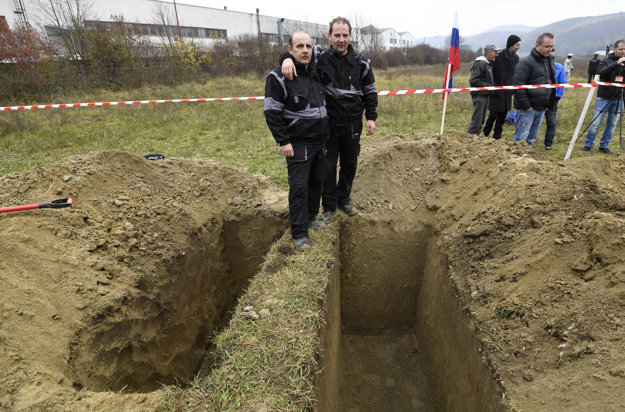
top-left (440, 62), bottom-right (452, 134)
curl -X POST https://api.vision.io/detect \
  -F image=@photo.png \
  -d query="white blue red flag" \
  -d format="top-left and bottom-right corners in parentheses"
top-left (442, 13), bottom-right (460, 100)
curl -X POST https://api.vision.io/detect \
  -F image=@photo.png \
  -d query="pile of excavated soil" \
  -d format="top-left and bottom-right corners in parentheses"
top-left (0, 151), bottom-right (288, 410)
top-left (2, 133), bottom-right (625, 411)
top-left (353, 132), bottom-right (625, 411)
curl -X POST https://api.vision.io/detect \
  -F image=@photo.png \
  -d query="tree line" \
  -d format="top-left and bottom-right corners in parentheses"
top-left (0, 3), bottom-right (480, 102)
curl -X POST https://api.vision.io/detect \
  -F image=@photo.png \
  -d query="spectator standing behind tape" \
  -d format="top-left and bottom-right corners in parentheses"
top-left (587, 53), bottom-right (600, 83)
top-left (564, 54), bottom-right (574, 82)
top-left (581, 39), bottom-right (625, 154)
top-left (467, 44), bottom-right (497, 135)
top-left (543, 47), bottom-right (566, 150)
top-left (512, 32), bottom-right (556, 147)
top-left (483, 35), bottom-right (521, 140)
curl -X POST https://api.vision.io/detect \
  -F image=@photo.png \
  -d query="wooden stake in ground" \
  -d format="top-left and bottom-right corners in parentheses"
top-left (564, 75), bottom-right (598, 160)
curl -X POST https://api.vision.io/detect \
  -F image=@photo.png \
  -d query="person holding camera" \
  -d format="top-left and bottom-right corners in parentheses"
top-left (582, 39), bottom-right (625, 154)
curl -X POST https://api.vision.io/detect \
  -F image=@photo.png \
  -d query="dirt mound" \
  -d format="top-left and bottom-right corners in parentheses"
top-left (0, 151), bottom-right (287, 409)
top-left (2, 134), bottom-right (625, 411)
top-left (352, 132), bottom-right (625, 411)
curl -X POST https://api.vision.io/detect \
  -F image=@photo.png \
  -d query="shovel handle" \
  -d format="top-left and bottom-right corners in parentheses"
top-left (0, 198), bottom-right (73, 213)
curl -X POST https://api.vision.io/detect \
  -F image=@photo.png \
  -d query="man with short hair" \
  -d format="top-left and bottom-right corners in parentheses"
top-left (483, 35), bottom-right (521, 140)
top-left (264, 31), bottom-right (328, 250)
top-left (467, 44), bottom-right (497, 135)
top-left (512, 33), bottom-right (557, 147)
top-left (281, 17), bottom-right (378, 222)
top-left (582, 39), bottom-right (625, 154)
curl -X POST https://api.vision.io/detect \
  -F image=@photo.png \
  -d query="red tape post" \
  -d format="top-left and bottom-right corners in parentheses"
top-left (1, 82), bottom-right (622, 112)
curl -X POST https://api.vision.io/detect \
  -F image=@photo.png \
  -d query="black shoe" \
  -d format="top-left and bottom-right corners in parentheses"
top-left (545, 146), bottom-right (552, 151)
top-left (338, 204), bottom-right (358, 216)
top-left (581, 146), bottom-right (592, 152)
top-left (598, 147), bottom-right (612, 154)
top-left (308, 219), bottom-right (325, 230)
top-left (294, 237), bottom-right (311, 251)
top-left (320, 210), bottom-right (335, 222)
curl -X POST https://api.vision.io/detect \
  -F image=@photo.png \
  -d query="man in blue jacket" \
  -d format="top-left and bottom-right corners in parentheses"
top-left (544, 47), bottom-right (566, 150)
top-left (513, 33), bottom-right (556, 147)
top-left (264, 31), bottom-right (329, 250)
top-left (281, 17), bottom-right (378, 222)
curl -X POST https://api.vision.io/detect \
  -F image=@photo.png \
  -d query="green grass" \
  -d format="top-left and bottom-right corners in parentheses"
top-left (1, 68), bottom-right (618, 189)
top-left (160, 223), bottom-right (340, 411)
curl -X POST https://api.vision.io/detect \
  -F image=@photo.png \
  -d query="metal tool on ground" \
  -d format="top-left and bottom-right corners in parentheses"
top-left (0, 198), bottom-right (73, 214)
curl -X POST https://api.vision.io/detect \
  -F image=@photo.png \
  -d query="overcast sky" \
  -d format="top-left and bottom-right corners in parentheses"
top-left (169, 1), bottom-right (622, 39)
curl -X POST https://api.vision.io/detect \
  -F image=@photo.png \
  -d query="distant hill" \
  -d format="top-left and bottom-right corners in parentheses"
top-left (463, 26), bottom-right (534, 52)
top-left (517, 12), bottom-right (624, 57)
top-left (422, 12), bottom-right (625, 58)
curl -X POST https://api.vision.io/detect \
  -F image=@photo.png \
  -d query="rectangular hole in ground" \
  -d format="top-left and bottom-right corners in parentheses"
top-left (330, 218), bottom-right (505, 411)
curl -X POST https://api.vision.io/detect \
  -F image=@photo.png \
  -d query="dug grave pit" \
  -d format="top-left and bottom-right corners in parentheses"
top-left (3, 133), bottom-right (625, 411)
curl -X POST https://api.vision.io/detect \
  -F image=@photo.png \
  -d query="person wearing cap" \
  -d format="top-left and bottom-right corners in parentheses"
top-left (512, 32), bottom-right (556, 147)
top-left (564, 53), bottom-right (574, 82)
top-left (483, 35), bottom-right (521, 140)
top-left (467, 44), bottom-right (497, 135)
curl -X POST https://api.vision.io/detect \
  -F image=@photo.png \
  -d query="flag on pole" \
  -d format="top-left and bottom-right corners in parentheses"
top-left (442, 12), bottom-right (460, 100)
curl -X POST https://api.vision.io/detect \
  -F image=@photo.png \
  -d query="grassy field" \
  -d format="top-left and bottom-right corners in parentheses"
top-left (0, 64), bottom-right (618, 189)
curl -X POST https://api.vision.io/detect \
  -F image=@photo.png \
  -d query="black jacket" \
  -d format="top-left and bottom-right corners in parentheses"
top-left (513, 48), bottom-right (556, 111)
top-left (282, 45), bottom-right (378, 124)
top-left (489, 48), bottom-right (519, 112)
top-left (264, 63), bottom-right (328, 147)
top-left (596, 53), bottom-right (625, 100)
top-left (469, 56), bottom-right (494, 97)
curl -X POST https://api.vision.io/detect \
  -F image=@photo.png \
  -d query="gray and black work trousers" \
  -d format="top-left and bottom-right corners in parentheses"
top-left (286, 144), bottom-right (327, 240)
top-left (322, 120), bottom-right (362, 212)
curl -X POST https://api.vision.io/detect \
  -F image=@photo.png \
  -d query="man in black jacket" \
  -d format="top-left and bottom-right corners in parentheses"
top-left (264, 31), bottom-right (328, 250)
top-left (582, 39), bottom-right (625, 154)
top-left (483, 35), bottom-right (521, 140)
top-left (281, 17), bottom-right (378, 222)
top-left (512, 32), bottom-right (556, 147)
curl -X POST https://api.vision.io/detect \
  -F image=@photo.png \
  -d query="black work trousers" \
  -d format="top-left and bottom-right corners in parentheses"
top-left (286, 144), bottom-right (327, 240)
top-left (483, 110), bottom-right (507, 140)
top-left (322, 121), bottom-right (362, 212)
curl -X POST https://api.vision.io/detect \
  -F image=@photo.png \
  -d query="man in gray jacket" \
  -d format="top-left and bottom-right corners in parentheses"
top-left (467, 45), bottom-right (497, 135)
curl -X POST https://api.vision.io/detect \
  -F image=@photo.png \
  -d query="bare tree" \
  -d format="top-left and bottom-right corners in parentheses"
top-left (151, 0), bottom-right (178, 56)
top-left (32, 0), bottom-right (94, 57)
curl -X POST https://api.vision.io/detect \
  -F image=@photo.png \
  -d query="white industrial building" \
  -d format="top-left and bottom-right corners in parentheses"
top-left (0, 0), bottom-right (415, 52)
top-left (0, 0), bottom-right (329, 47)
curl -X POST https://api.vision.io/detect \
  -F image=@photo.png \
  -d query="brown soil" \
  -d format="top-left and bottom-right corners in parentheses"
top-left (2, 133), bottom-right (625, 411)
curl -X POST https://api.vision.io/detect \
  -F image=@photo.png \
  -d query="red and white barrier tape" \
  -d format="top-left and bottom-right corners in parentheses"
top-left (1, 82), bottom-right (623, 111)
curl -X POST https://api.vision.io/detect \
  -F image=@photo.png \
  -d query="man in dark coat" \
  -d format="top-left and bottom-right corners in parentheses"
top-left (467, 44), bottom-right (497, 135)
top-left (587, 53), bottom-right (600, 83)
top-left (483, 35), bottom-right (521, 140)
top-left (280, 17), bottom-right (378, 222)
top-left (582, 39), bottom-right (625, 154)
top-left (512, 32), bottom-right (557, 147)
top-left (264, 31), bottom-right (329, 250)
